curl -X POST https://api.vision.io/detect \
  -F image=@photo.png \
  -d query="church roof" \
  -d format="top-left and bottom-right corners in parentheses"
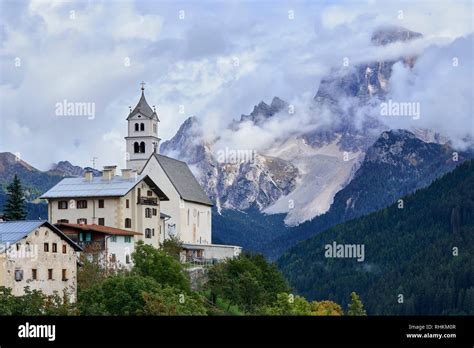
top-left (127, 89), bottom-right (159, 121)
top-left (151, 153), bottom-right (213, 207)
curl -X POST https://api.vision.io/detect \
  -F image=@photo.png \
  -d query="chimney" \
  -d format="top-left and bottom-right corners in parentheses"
top-left (84, 170), bottom-right (93, 181)
top-left (103, 165), bottom-right (117, 176)
top-left (102, 169), bottom-right (113, 181)
top-left (121, 168), bottom-right (132, 179)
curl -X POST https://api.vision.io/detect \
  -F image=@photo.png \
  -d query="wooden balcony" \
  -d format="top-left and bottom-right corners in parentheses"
top-left (77, 240), bottom-right (106, 251)
top-left (137, 196), bottom-right (158, 206)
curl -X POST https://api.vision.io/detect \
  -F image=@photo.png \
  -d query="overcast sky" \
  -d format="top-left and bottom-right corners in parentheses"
top-left (0, 0), bottom-right (472, 170)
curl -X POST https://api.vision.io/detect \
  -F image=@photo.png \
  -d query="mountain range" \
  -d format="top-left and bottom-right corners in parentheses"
top-left (277, 160), bottom-right (474, 315)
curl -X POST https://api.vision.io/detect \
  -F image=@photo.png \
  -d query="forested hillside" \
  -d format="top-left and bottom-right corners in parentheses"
top-left (277, 160), bottom-right (474, 315)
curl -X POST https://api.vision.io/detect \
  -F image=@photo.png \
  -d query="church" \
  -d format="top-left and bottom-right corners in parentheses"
top-left (41, 83), bottom-right (241, 266)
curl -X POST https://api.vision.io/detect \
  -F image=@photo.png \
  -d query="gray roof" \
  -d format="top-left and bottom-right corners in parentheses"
top-left (40, 174), bottom-right (169, 201)
top-left (160, 212), bottom-right (171, 219)
top-left (0, 220), bottom-right (82, 251)
top-left (153, 154), bottom-right (213, 206)
top-left (127, 90), bottom-right (159, 121)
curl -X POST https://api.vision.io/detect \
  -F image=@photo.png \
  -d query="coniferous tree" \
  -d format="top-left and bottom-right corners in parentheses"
top-left (3, 175), bottom-right (27, 221)
top-left (347, 292), bottom-right (367, 316)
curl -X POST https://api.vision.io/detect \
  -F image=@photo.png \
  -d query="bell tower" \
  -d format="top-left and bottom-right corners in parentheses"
top-left (125, 82), bottom-right (160, 172)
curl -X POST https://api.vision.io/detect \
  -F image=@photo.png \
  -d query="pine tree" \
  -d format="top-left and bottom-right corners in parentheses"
top-left (3, 174), bottom-right (27, 221)
top-left (347, 292), bottom-right (367, 316)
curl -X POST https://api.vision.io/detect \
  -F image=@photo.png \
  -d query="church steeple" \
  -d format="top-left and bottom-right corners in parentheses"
top-left (127, 82), bottom-right (159, 121)
top-left (125, 82), bottom-right (161, 172)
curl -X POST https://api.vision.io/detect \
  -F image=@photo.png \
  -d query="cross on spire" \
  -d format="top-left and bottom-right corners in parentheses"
top-left (140, 81), bottom-right (146, 91)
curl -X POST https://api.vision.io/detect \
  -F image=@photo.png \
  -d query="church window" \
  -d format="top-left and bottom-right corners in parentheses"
top-left (140, 123), bottom-right (145, 131)
top-left (140, 142), bottom-right (145, 153)
top-left (134, 142), bottom-right (139, 153)
top-left (135, 123), bottom-right (139, 131)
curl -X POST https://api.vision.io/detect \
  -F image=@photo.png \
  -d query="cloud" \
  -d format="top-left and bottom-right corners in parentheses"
top-left (381, 35), bottom-right (474, 148)
top-left (0, 0), bottom-right (472, 170)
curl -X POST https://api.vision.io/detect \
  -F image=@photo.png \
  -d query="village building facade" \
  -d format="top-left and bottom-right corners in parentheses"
top-left (0, 220), bottom-right (81, 301)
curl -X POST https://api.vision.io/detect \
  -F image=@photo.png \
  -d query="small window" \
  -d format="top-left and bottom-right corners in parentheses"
top-left (98, 218), bottom-right (105, 226)
top-left (48, 269), bottom-right (53, 280)
top-left (145, 208), bottom-right (152, 218)
top-left (147, 190), bottom-right (153, 197)
top-left (62, 269), bottom-right (67, 281)
top-left (140, 123), bottom-right (145, 131)
top-left (58, 201), bottom-right (68, 209)
top-left (152, 208), bottom-right (157, 216)
top-left (152, 228), bottom-right (155, 236)
top-left (85, 232), bottom-right (92, 242)
top-left (98, 199), bottom-right (104, 208)
top-left (140, 142), bottom-right (145, 153)
top-left (187, 209), bottom-right (190, 226)
top-left (57, 219), bottom-right (69, 223)
top-left (153, 124), bottom-right (157, 133)
top-left (126, 199), bottom-right (130, 208)
top-left (135, 123), bottom-right (139, 131)
top-left (16, 243), bottom-right (20, 251)
top-left (124, 236), bottom-right (131, 243)
top-left (52, 243), bottom-right (57, 253)
top-left (25, 242), bottom-right (31, 252)
top-left (62, 245), bottom-right (67, 254)
top-left (77, 218), bottom-right (87, 224)
top-left (134, 142), bottom-right (139, 153)
top-left (15, 270), bottom-right (23, 282)
top-left (44, 243), bottom-right (49, 252)
top-left (126, 254), bottom-right (130, 264)
top-left (32, 269), bottom-right (37, 280)
top-left (145, 228), bottom-right (152, 238)
top-left (125, 218), bottom-right (131, 228)
top-left (110, 236), bottom-right (117, 242)
top-left (77, 200), bottom-right (88, 209)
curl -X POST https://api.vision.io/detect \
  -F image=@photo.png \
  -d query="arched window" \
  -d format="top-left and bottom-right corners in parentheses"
top-left (140, 142), bottom-right (145, 153)
top-left (125, 218), bottom-right (131, 228)
top-left (134, 123), bottom-right (139, 131)
top-left (140, 123), bottom-right (145, 131)
top-left (134, 142), bottom-right (139, 153)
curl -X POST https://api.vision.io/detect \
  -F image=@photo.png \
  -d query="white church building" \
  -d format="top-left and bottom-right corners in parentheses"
top-left (42, 83), bottom-right (241, 266)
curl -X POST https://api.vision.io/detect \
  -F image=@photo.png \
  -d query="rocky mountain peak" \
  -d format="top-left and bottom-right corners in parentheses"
top-left (49, 161), bottom-right (101, 177)
top-left (371, 26), bottom-right (423, 46)
top-left (239, 96), bottom-right (289, 125)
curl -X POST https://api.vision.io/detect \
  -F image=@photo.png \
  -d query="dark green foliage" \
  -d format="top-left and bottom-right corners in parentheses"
top-left (347, 292), bottom-right (367, 316)
top-left (132, 241), bottom-right (190, 292)
top-left (278, 160), bottom-right (474, 315)
top-left (0, 286), bottom-right (77, 315)
top-left (3, 175), bottom-right (27, 220)
top-left (208, 253), bottom-right (290, 313)
top-left (78, 274), bottom-right (162, 315)
top-left (160, 235), bottom-right (183, 261)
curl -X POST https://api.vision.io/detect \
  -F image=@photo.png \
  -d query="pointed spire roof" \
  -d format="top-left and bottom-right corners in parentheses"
top-left (127, 82), bottom-right (159, 121)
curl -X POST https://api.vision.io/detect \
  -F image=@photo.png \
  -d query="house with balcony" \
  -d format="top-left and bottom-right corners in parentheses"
top-left (40, 166), bottom-right (169, 253)
top-left (55, 223), bottom-right (142, 268)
